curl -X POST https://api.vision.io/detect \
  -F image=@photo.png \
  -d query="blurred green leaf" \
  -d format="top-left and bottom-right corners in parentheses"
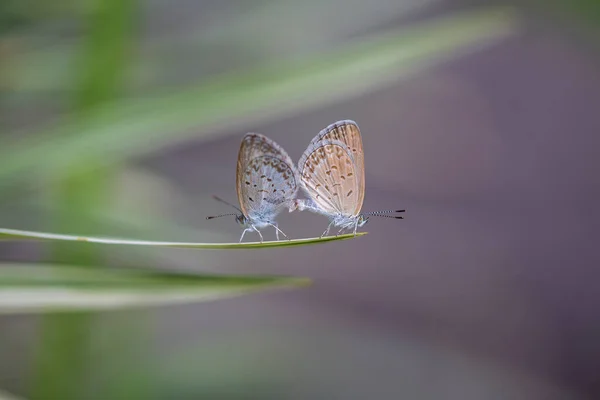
top-left (0, 227), bottom-right (367, 249)
top-left (0, 0), bottom-right (91, 34)
top-left (30, 1), bottom-right (139, 399)
top-left (0, 263), bottom-right (310, 314)
top-left (554, 0), bottom-right (600, 25)
top-left (0, 7), bottom-right (518, 190)
top-left (0, 388), bottom-right (24, 400)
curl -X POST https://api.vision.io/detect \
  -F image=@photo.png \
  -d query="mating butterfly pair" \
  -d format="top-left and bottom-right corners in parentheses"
top-left (207, 120), bottom-right (405, 242)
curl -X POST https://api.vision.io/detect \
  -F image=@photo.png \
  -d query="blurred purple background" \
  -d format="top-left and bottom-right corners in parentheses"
top-left (1, 0), bottom-right (599, 399)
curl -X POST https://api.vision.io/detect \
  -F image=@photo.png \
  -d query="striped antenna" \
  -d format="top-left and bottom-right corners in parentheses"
top-left (206, 213), bottom-right (238, 220)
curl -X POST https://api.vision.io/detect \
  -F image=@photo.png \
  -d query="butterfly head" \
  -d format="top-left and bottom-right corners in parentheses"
top-left (357, 214), bottom-right (369, 227)
top-left (235, 214), bottom-right (247, 226)
top-left (206, 195), bottom-right (250, 226)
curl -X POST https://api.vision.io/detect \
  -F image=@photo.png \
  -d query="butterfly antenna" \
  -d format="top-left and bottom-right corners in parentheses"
top-left (366, 209), bottom-right (406, 219)
top-left (372, 214), bottom-right (404, 219)
top-left (206, 213), bottom-right (238, 220)
top-left (367, 209), bottom-right (405, 215)
top-left (211, 195), bottom-right (242, 213)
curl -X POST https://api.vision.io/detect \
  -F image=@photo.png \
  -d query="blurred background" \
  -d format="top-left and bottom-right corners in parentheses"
top-left (1, 0), bottom-right (599, 399)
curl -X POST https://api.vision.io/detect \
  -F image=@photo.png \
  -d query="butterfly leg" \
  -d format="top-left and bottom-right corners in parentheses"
top-left (353, 219), bottom-right (359, 236)
top-left (320, 221), bottom-right (335, 238)
top-left (239, 228), bottom-right (251, 243)
top-left (269, 223), bottom-right (289, 241)
top-left (252, 226), bottom-right (264, 243)
top-left (336, 226), bottom-right (347, 237)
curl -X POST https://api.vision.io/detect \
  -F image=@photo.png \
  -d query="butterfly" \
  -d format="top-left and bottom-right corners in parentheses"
top-left (291, 120), bottom-right (405, 237)
top-left (207, 132), bottom-right (299, 243)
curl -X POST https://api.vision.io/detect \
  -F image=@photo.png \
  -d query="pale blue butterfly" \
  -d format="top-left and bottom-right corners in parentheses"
top-left (207, 133), bottom-right (299, 242)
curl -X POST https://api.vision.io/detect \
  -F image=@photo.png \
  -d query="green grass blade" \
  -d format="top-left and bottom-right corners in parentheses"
top-left (0, 263), bottom-right (310, 314)
top-left (0, 389), bottom-right (24, 400)
top-left (0, 227), bottom-right (366, 249)
top-left (30, 0), bottom-right (139, 398)
top-left (0, 7), bottom-right (518, 188)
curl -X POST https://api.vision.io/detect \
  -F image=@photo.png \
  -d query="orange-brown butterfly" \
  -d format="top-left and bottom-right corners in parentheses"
top-left (292, 120), bottom-right (405, 236)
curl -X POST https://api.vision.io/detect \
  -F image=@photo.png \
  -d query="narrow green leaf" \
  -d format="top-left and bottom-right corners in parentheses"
top-left (0, 227), bottom-right (367, 249)
top-left (30, 0), bottom-right (139, 398)
top-left (0, 7), bottom-right (518, 187)
top-left (0, 389), bottom-right (24, 400)
top-left (0, 263), bottom-right (310, 314)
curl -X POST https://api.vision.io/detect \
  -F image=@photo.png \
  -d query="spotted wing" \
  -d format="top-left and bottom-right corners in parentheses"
top-left (298, 139), bottom-right (362, 217)
top-left (236, 133), bottom-right (299, 219)
top-left (310, 120), bottom-right (365, 210)
top-left (310, 120), bottom-right (364, 166)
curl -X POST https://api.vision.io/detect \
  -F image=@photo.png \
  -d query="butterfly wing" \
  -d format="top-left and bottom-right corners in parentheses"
top-left (298, 139), bottom-right (362, 217)
top-left (310, 120), bottom-right (364, 165)
top-left (236, 133), bottom-right (299, 219)
top-left (310, 120), bottom-right (365, 213)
